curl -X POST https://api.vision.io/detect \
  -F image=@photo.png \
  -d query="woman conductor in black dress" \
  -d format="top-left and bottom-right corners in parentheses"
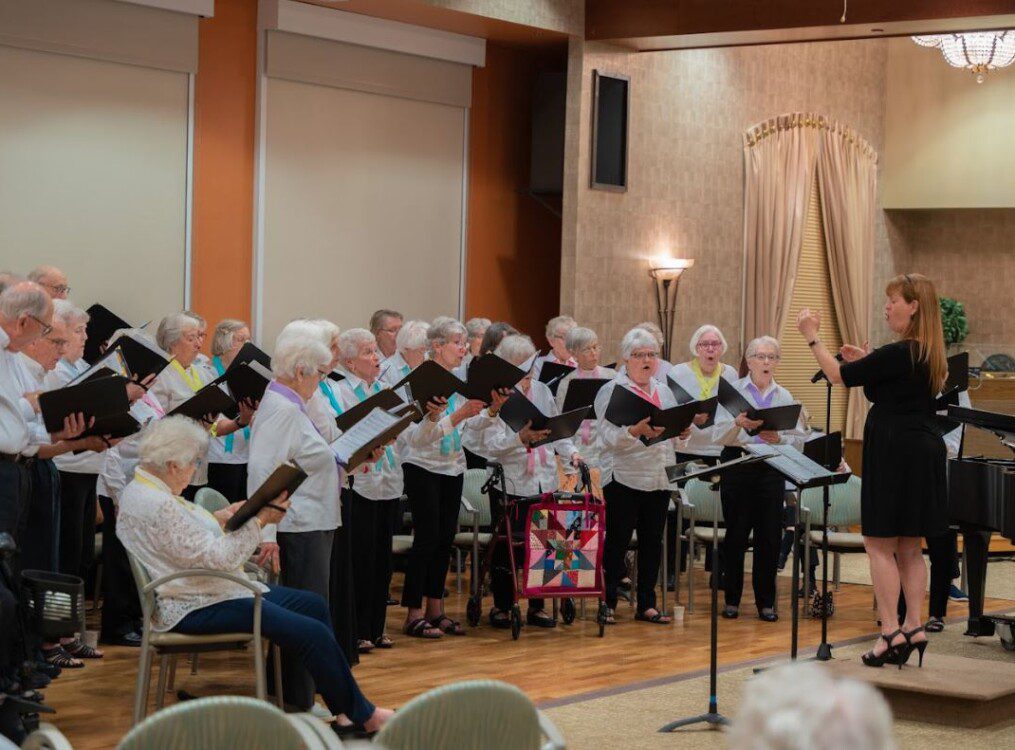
top-left (797, 273), bottom-right (948, 668)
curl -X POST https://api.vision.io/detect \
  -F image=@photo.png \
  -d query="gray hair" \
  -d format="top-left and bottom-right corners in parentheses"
top-left (137, 415), bottom-right (210, 473)
top-left (369, 309), bottom-right (403, 334)
top-left (307, 319), bottom-right (341, 348)
top-left (53, 299), bottom-right (88, 326)
top-left (727, 662), bottom-right (894, 750)
top-left (275, 319), bottom-right (331, 353)
top-left (465, 317), bottom-right (491, 338)
top-left (689, 324), bottom-right (728, 356)
top-left (182, 310), bottom-right (206, 328)
top-left (427, 318), bottom-right (467, 346)
top-left (210, 319), bottom-right (248, 357)
top-left (635, 321), bottom-right (665, 347)
top-left (494, 334), bottom-right (536, 367)
top-left (396, 319), bottom-right (429, 353)
top-left (565, 326), bottom-right (598, 354)
top-left (0, 272), bottom-right (23, 295)
top-left (27, 265), bottom-right (64, 284)
top-left (338, 328), bottom-right (376, 361)
top-left (745, 335), bottom-right (781, 360)
top-left (156, 312), bottom-right (200, 351)
top-left (545, 315), bottom-right (577, 339)
top-left (620, 327), bottom-right (660, 360)
top-left (0, 282), bottom-right (51, 322)
top-left (272, 332), bottom-right (331, 380)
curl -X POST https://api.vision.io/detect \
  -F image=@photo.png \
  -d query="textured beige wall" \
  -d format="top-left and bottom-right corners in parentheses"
top-left (421, 0), bottom-right (583, 36)
top-left (885, 209), bottom-right (1015, 360)
top-left (561, 39), bottom-right (896, 362)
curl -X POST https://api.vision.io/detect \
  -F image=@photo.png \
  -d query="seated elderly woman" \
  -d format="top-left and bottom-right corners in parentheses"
top-left (150, 312), bottom-right (253, 501)
top-left (481, 334), bottom-right (582, 628)
top-left (594, 327), bottom-right (691, 626)
top-left (117, 416), bottom-right (391, 733)
top-left (555, 326), bottom-right (615, 493)
top-left (379, 319), bottom-right (429, 387)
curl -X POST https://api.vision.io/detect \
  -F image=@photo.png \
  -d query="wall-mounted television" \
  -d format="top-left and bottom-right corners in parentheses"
top-left (591, 70), bottom-right (629, 192)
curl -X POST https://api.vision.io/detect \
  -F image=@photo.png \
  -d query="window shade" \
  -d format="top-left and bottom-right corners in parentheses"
top-left (777, 170), bottom-right (848, 433)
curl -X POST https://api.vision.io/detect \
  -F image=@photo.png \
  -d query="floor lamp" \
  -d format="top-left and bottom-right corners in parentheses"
top-left (649, 257), bottom-right (694, 361)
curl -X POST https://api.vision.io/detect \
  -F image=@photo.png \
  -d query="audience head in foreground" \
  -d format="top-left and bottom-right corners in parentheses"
top-left (728, 662), bottom-right (895, 750)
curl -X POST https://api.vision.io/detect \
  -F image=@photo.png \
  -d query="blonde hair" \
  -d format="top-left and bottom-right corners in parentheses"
top-left (886, 273), bottom-right (947, 394)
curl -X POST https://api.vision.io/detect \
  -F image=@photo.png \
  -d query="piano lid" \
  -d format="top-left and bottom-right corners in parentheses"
top-left (947, 405), bottom-right (1015, 443)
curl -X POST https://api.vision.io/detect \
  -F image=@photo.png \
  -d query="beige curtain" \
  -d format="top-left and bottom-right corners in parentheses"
top-left (817, 124), bottom-right (877, 439)
top-left (742, 114), bottom-right (822, 346)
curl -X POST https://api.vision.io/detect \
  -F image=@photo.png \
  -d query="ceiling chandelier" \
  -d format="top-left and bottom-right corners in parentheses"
top-left (911, 30), bottom-right (1015, 83)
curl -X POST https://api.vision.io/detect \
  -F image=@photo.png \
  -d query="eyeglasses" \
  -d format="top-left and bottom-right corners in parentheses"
top-left (749, 353), bottom-right (780, 362)
top-left (380, 327), bottom-right (401, 335)
top-left (629, 351), bottom-right (659, 361)
top-left (579, 344), bottom-right (602, 354)
top-left (316, 368), bottom-right (331, 381)
top-left (45, 284), bottom-right (71, 295)
top-left (27, 314), bottom-right (53, 336)
top-left (46, 336), bottom-right (70, 349)
top-left (696, 341), bottom-right (722, 350)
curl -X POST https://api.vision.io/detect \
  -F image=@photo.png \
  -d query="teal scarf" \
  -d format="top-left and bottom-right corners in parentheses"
top-left (319, 379), bottom-right (344, 416)
top-left (212, 356), bottom-right (249, 452)
top-left (439, 394), bottom-right (462, 456)
top-left (351, 380), bottom-right (397, 470)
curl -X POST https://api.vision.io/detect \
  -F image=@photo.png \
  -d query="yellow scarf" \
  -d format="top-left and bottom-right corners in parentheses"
top-left (691, 360), bottom-right (722, 399)
top-left (171, 358), bottom-right (204, 392)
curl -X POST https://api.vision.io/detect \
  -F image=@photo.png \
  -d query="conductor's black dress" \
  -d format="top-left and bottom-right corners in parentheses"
top-left (839, 340), bottom-right (947, 538)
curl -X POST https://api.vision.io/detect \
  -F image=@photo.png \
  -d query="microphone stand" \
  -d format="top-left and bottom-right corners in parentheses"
top-left (809, 366), bottom-right (835, 661)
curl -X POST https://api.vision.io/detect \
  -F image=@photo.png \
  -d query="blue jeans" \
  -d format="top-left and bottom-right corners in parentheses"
top-left (174, 585), bottom-right (375, 724)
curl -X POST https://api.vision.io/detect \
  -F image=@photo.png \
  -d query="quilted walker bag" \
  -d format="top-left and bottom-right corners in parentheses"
top-left (519, 492), bottom-right (605, 599)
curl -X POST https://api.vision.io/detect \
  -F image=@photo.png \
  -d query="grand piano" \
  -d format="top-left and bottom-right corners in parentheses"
top-left (947, 405), bottom-right (1015, 639)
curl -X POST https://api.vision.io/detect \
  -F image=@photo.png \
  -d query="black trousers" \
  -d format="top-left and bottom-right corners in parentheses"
top-left (0, 459), bottom-right (31, 558)
top-left (348, 491), bottom-right (398, 642)
top-left (602, 481), bottom-right (669, 611)
top-left (719, 449), bottom-right (783, 610)
top-left (22, 459), bottom-right (60, 573)
top-left (488, 488), bottom-right (544, 612)
top-left (330, 494), bottom-right (359, 666)
top-left (276, 528), bottom-right (334, 710)
top-left (207, 463), bottom-right (248, 503)
top-left (463, 448), bottom-right (487, 471)
top-left (401, 464), bottom-right (463, 608)
top-left (898, 528), bottom-right (959, 621)
top-left (667, 453), bottom-right (720, 574)
top-left (97, 496), bottom-right (141, 641)
top-left (57, 472), bottom-right (97, 585)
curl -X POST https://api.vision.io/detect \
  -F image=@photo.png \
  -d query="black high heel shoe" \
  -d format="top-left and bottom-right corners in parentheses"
top-left (898, 626), bottom-right (928, 668)
top-left (861, 630), bottom-right (904, 668)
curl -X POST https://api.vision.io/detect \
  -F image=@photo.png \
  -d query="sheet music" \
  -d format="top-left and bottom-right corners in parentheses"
top-left (743, 444), bottom-right (836, 485)
top-left (247, 360), bottom-right (273, 380)
top-left (330, 408), bottom-right (400, 465)
top-left (67, 349), bottom-right (129, 385)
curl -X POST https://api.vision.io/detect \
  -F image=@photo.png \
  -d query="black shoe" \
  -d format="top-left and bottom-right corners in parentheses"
top-left (526, 609), bottom-right (556, 628)
top-left (488, 609), bottom-right (511, 629)
top-left (861, 630), bottom-right (905, 668)
top-left (758, 608), bottom-right (779, 622)
top-left (33, 662), bottom-right (61, 679)
top-left (722, 605), bottom-right (739, 619)
top-left (386, 598), bottom-right (397, 606)
top-left (22, 671), bottom-right (50, 690)
top-left (101, 630), bottom-right (143, 647)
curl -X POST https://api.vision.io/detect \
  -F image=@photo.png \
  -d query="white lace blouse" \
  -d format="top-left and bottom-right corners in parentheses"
top-left (117, 468), bottom-right (266, 631)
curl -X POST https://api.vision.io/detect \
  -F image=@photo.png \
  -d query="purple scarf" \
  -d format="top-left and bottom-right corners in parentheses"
top-left (268, 380), bottom-right (344, 475)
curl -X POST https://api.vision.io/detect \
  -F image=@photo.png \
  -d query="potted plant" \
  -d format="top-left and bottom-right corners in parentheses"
top-left (939, 296), bottom-right (969, 350)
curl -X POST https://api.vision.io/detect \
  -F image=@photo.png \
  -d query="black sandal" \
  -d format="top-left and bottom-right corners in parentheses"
top-left (402, 618), bottom-right (441, 639)
top-left (43, 646), bottom-right (84, 669)
top-left (925, 617), bottom-right (944, 633)
top-left (635, 609), bottom-right (672, 625)
top-left (429, 614), bottom-right (466, 636)
top-left (64, 640), bottom-right (104, 659)
top-left (357, 639), bottom-right (375, 653)
top-left (374, 634), bottom-right (394, 649)
top-left (489, 609), bottom-right (511, 629)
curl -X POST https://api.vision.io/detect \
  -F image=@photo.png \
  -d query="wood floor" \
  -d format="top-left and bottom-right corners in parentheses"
top-left (42, 568), bottom-right (1015, 750)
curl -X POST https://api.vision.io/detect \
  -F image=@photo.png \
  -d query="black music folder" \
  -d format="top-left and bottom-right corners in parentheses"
top-left (716, 378), bottom-right (802, 434)
top-left (330, 408), bottom-right (413, 472)
top-left (667, 377), bottom-right (693, 404)
top-left (38, 375), bottom-right (131, 434)
top-left (109, 331), bottom-right (170, 383)
top-left (166, 383), bottom-right (237, 422)
top-left (666, 375), bottom-right (721, 427)
top-left (83, 304), bottom-right (132, 364)
top-left (538, 361), bottom-right (577, 395)
top-left (936, 352), bottom-right (970, 409)
top-left (393, 360), bottom-right (464, 412)
top-left (560, 377), bottom-right (610, 417)
top-left (79, 412), bottom-right (142, 441)
top-left (225, 462), bottom-right (308, 532)
top-left (216, 361), bottom-right (272, 406)
top-left (460, 353), bottom-right (526, 403)
top-left (604, 385), bottom-right (713, 446)
top-left (327, 370), bottom-right (346, 383)
top-left (497, 391), bottom-right (591, 448)
top-left (334, 388), bottom-right (406, 432)
top-left (227, 342), bottom-right (272, 374)
top-left (803, 431), bottom-right (843, 471)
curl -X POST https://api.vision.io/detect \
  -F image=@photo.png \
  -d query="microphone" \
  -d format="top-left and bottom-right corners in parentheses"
top-left (481, 462), bottom-right (503, 494)
top-left (811, 353), bottom-right (844, 384)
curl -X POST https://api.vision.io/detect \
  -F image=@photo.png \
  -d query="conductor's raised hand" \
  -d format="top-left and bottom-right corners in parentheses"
top-left (796, 307), bottom-right (821, 339)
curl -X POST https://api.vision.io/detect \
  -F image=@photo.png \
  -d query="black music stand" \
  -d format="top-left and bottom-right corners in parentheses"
top-left (658, 454), bottom-right (766, 733)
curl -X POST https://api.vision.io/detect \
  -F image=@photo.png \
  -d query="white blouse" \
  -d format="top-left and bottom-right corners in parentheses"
top-left (0, 328), bottom-right (33, 456)
top-left (400, 395), bottom-right (494, 477)
top-left (667, 361), bottom-right (739, 458)
top-left (554, 365), bottom-right (615, 486)
top-left (379, 353), bottom-right (413, 388)
top-left (12, 354), bottom-right (51, 448)
top-left (117, 468), bottom-right (265, 631)
top-left (594, 374), bottom-right (679, 492)
top-left (711, 376), bottom-right (807, 451)
top-left (481, 380), bottom-right (579, 497)
top-left (247, 384), bottom-right (343, 542)
top-left (334, 373), bottom-right (405, 501)
top-left (97, 396), bottom-right (164, 502)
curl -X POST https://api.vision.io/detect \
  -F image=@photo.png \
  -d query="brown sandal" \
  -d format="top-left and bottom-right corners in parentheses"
top-left (429, 614), bottom-right (466, 636)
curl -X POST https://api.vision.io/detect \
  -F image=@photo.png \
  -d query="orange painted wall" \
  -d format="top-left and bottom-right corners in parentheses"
top-left (465, 42), bottom-right (564, 348)
top-left (190, 0), bottom-right (257, 330)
